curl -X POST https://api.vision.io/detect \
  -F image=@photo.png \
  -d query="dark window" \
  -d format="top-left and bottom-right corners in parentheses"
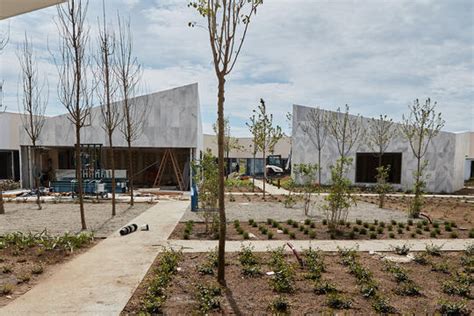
top-left (58, 149), bottom-right (73, 169)
top-left (355, 153), bottom-right (402, 184)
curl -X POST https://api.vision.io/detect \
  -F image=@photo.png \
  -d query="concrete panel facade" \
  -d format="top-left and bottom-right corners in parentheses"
top-left (20, 83), bottom-right (201, 149)
top-left (292, 104), bottom-right (465, 193)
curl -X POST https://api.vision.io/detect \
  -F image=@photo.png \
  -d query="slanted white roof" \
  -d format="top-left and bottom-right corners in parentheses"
top-left (1, 0), bottom-right (65, 20)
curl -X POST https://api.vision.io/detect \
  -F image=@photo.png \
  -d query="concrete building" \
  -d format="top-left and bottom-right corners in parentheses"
top-left (203, 134), bottom-right (291, 175)
top-left (292, 104), bottom-right (469, 193)
top-left (462, 132), bottom-right (474, 181)
top-left (19, 83), bottom-right (202, 191)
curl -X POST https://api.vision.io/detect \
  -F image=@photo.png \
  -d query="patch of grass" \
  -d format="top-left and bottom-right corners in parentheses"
top-left (372, 295), bottom-right (396, 313)
top-left (1, 284), bottom-right (13, 296)
top-left (314, 281), bottom-right (339, 295)
top-left (395, 281), bottom-right (421, 296)
top-left (426, 244), bottom-right (443, 256)
top-left (267, 232), bottom-right (274, 240)
top-left (437, 299), bottom-right (470, 316)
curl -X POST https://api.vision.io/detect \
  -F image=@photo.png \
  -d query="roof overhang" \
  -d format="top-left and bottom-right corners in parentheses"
top-left (1, 0), bottom-right (66, 20)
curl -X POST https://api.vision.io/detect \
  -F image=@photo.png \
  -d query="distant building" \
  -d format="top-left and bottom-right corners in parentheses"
top-left (203, 134), bottom-right (291, 176)
top-left (292, 104), bottom-right (470, 193)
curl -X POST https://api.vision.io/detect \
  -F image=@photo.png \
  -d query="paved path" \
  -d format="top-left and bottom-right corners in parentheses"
top-left (163, 238), bottom-right (473, 252)
top-left (251, 179), bottom-right (474, 199)
top-left (1, 200), bottom-right (189, 316)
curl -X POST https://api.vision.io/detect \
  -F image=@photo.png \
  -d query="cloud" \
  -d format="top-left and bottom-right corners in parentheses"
top-left (0, 0), bottom-right (472, 136)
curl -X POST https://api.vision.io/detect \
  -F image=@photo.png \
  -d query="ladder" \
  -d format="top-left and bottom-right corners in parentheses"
top-left (153, 149), bottom-right (185, 191)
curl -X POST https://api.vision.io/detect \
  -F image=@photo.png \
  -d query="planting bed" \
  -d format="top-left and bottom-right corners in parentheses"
top-left (361, 196), bottom-right (474, 227)
top-left (122, 246), bottom-right (474, 315)
top-left (170, 218), bottom-right (474, 241)
top-left (0, 231), bottom-right (96, 306)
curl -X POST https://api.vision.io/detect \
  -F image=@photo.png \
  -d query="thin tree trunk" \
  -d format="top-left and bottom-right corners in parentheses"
top-left (32, 144), bottom-right (42, 210)
top-left (75, 128), bottom-right (86, 230)
top-left (109, 134), bottom-right (116, 216)
top-left (216, 76), bottom-right (226, 286)
top-left (0, 189), bottom-right (4, 215)
top-left (127, 143), bottom-right (134, 206)
top-left (262, 148), bottom-right (266, 199)
top-left (252, 151), bottom-right (256, 192)
top-left (318, 149), bottom-right (321, 185)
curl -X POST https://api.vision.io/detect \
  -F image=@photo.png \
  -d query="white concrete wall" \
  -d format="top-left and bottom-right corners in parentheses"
top-left (20, 83), bottom-right (201, 149)
top-left (0, 112), bottom-right (22, 150)
top-left (292, 104), bottom-right (465, 193)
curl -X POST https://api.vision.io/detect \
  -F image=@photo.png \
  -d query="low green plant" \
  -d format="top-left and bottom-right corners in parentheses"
top-left (18, 273), bottom-right (31, 283)
top-left (413, 253), bottom-right (430, 265)
top-left (243, 232), bottom-right (250, 239)
top-left (289, 232), bottom-right (295, 239)
top-left (314, 281), bottom-right (338, 295)
top-left (437, 299), bottom-right (470, 316)
top-left (1, 284), bottom-right (13, 295)
top-left (450, 232), bottom-right (458, 239)
top-left (393, 244), bottom-right (410, 255)
top-left (2, 265), bottom-right (12, 274)
top-left (426, 243), bottom-right (442, 256)
top-left (31, 265), bottom-right (43, 275)
top-left (369, 232), bottom-right (377, 239)
top-left (269, 295), bottom-right (290, 314)
top-left (326, 293), bottom-right (352, 309)
top-left (360, 228), bottom-right (367, 235)
top-left (356, 219), bottom-right (362, 225)
top-left (268, 231), bottom-right (274, 240)
top-left (372, 295), bottom-right (395, 313)
top-left (309, 231), bottom-right (316, 239)
top-left (395, 281), bottom-right (421, 296)
top-left (389, 232), bottom-right (395, 238)
top-left (196, 283), bottom-right (221, 313)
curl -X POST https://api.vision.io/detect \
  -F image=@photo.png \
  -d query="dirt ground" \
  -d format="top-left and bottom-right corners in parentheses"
top-left (0, 239), bottom-right (97, 306)
top-left (170, 218), bottom-right (473, 241)
top-left (0, 202), bottom-right (153, 237)
top-left (360, 196), bottom-right (474, 227)
top-left (123, 250), bottom-right (473, 315)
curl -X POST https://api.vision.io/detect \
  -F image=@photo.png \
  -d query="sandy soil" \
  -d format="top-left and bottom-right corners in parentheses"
top-left (123, 250), bottom-right (473, 315)
top-left (0, 202), bottom-right (154, 237)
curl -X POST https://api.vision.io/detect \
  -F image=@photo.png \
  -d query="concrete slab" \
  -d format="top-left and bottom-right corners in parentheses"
top-left (0, 200), bottom-right (189, 316)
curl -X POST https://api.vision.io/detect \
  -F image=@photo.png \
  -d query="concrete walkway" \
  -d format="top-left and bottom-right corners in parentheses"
top-left (252, 179), bottom-right (474, 199)
top-left (1, 200), bottom-right (189, 316)
top-left (163, 238), bottom-right (473, 252)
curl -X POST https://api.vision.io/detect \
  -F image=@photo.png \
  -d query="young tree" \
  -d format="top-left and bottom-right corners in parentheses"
top-left (325, 105), bottom-right (364, 166)
top-left (212, 117), bottom-right (242, 176)
top-left (367, 114), bottom-right (395, 208)
top-left (193, 149), bottom-right (219, 236)
top-left (17, 33), bottom-right (47, 210)
top-left (253, 98), bottom-right (283, 199)
top-left (189, 0), bottom-right (262, 285)
top-left (55, 0), bottom-right (91, 230)
top-left (400, 98), bottom-right (444, 217)
top-left (301, 107), bottom-right (328, 184)
top-left (94, 2), bottom-right (121, 216)
top-left (293, 163), bottom-right (318, 216)
top-left (246, 113), bottom-right (258, 192)
top-left (115, 14), bottom-right (146, 207)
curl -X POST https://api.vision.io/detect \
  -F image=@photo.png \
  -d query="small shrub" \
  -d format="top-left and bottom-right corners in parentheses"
top-left (442, 280), bottom-right (470, 298)
top-left (289, 232), bottom-right (296, 239)
top-left (363, 222), bottom-right (369, 228)
top-left (431, 262), bottom-right (449, 274)
top-left (450, 232), bottom-right (458, 239)
top-left (326, 293), bottom-right (352, 309)
top-left (398, 222), bottom-right (405, 228)
top-left (314, 281), bottom-right (339, 295)
top-left (299, 225), bottom-right (304, 232)
top-left (426, 244), bottom-right (442, 256)
top-left (310, 222), bottom-right (315, 228)
top-left (407, 219), bottom-right (413, 226)
top-left (270, 265), bottom-right (295, 293)
top-left (309, 231), bottom-right (316, 239)
top-left (437, 299), bottom-right (470, 316)
top-left (389, 232), bottom-right (395, 238)
top-left (395, 281), bottom-right (421, 296)
top-left (413, 253), bottom-right (429, 265)
top-left (433, 222), bottom-right (439, 228)
top-left (359, 228), bottom-right (367, 235)
top-left (372, 295), bottom-right (395, 313)
top-left (430, 231), bottom-right (437, 238)
top-left (183, 233), bottom-right (189, 240)
top-left (2, 265), bottom-right (12, 274)
top-left (283, 228), bottom-right (289, 234)
top-left (410, 232), bottom-right (416, 238)
top-left (423, 226), bottom-right (430, 232)
top-left (196, 283), bottom-right (221, 313)
top-left (356, 219), bottom-right (362, 225)
top-left (416, 228), bottom-right (422, 235)
top-left (445, 225), bottom-right (453, 232)
top-left (369, 225), bottom-right (376, 232)
top-left (469, 230), bottom-right (474, 239)
top-left (387, 225), bottom-right (393, 231)
top-left (18, 273), bottom-right (31, 283)
top-left (391, 220), bottom-right (397, 225)
top-left (31, 265), bottom-right (43, 275)
top-left (393, 244), bottom-right (410, 255)
top-left (234, 220), bottom-right (240, 228)
top-left (374, 219), bottom-right (379, 225)
top-left (252, 222), bottom-right (257, 227)
top-left (268, 232), bottom-right (274, 240)
top-left (397, 228), bottom-right (403, 234)
top-left (248, 219), bottom-right (255, 225)
top-left (243, 232), bottom-right (249, 240)
top-left (369, 232), bottom-right (377, 239)
top-left (287, 219), bottom-right (293, 225)
top-left (269, 295), bottom-right (290, 313)
top-left (417, 222), bottom-right (423, 229)
top-left (377, 227), bottom-right (384, 234)
top-left (1, 284), bottom-right (13, 296)
top-left (322, 219), bottom-right (327, 225)
top-left (305, 219), bottom-right (311, 225)
top-left (348, 231), bottom-right (356, 239)
top-left (292, 222), bottom-right (298, 228)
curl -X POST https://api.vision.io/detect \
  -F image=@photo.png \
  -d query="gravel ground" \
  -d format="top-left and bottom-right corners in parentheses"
top-left (0, 202), bottom-right (154, 237)
top-left (180, 196), bottom-right (410, 223)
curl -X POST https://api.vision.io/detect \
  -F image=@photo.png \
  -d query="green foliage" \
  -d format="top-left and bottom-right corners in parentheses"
top-left (294, 163), bottom-right (319, 215)
top-left (314, 281), bottom-right (338, 295)
top-left (395, 281), bottom-right (421, 296)
top-left (413, 253), bottom-right (430, 265)
top-left (31, 265), bottom-right (43, 275)
top-left (437, 299), bottom-right (471, 316)
top-left (426, 243), bottom-right (442, 256)
top-left (372, 295), bottom-right (396, 313)
top-left (323, 157), bottom-right (356, 231)
top-left (269, 295), bottom-right (290, 314)
top-left (196, 283), bottom-right (221, 313)
top-left (393, 244), bottom-right (411, 255)
top-left (325, 293), bottom-right (352, 309)
top-left (1, 284), bottom-right (13, 295)
top-left (304, 248), bottom-right (325, 280)
top-left (375, 165), bottom-right (391, 208)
